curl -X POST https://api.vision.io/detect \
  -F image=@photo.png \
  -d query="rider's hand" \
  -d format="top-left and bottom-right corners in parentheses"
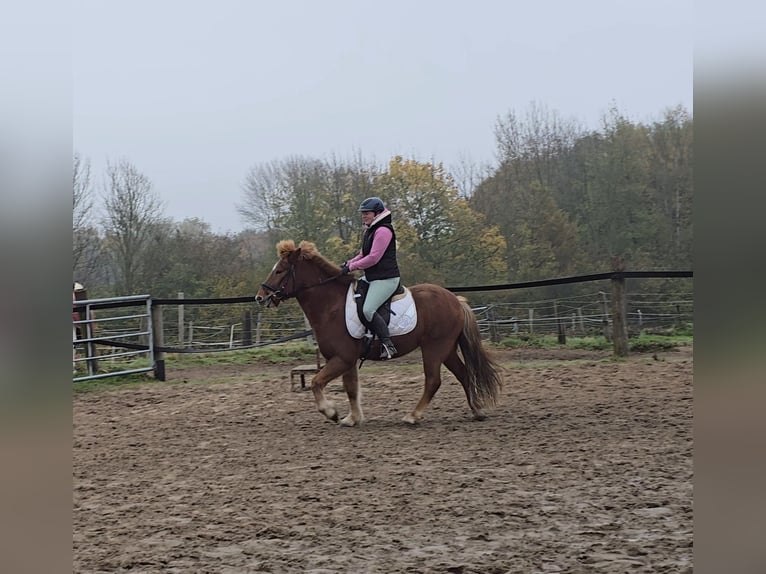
top-left (340, 263), bottom-right (350, 275)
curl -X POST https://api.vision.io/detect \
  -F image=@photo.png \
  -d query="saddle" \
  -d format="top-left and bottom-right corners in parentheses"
top-left (353, 280), bottom-right (406, 363)
top-left (353, 279), bottom-right (405, 327)
top-left (343, 283), bottom-right (417, 340)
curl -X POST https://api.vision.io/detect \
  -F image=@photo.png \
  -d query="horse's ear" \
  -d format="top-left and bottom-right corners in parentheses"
top-left (276, 240), bottom-right (296, 259)
top-left (297, 241), bottom-right (318, 260)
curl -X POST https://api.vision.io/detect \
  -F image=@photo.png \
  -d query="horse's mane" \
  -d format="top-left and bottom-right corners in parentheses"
top-left (276, 239), bottom-right (344, 277)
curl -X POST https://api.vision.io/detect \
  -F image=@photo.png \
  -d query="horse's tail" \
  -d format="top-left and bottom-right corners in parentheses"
top-left (457, 296), bottom-right (503, 409)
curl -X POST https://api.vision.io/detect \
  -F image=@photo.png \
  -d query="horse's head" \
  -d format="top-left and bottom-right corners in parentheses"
top-left (255, 240), bottom-right (326, 307)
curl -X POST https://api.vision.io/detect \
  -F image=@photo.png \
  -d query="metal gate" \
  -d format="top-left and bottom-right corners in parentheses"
top-left (73, 295), bottom-right (154, 382)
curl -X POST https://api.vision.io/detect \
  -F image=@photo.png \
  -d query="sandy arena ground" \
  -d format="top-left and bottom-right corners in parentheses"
top-left (73, 347), bottom-right (693, 573)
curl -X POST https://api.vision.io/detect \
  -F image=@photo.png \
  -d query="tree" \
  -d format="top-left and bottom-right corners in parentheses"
top-left (437, 199), bottom-right (508, 286)
top-left (72, 152), bottom-right (102, 283)
top-left (473, 103), bottom-right (586, 280)
top-left (449, 152), bottom-right (494, 199)
top-left (238, 156), bottom-right (331, 239)
top-left (493, 101), bottom-right (582, 191)
top-left (238, 160), bottom-right (284, 231)
top-left (647, 106), bottom-right (693, 267)
top-left (578, 108), bottom-right (660, 267)
top-left (239, 153), bottom-right (381, 247)
top-left (474, 102), bottom-right (693, 284)
top-left (374, 156), bottom-right (507, 285)
top-left (324, 151), bottom-right (381, 243)
top-left (101, 158), bottom-right (165, 295)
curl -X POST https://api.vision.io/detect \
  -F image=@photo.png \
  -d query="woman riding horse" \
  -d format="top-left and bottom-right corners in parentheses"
top-left (256, 240), bottom-right (503, 426)
top-left (340, 196), bottom-right (399, 360)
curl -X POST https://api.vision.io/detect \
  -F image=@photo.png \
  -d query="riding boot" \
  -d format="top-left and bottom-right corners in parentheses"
top-left (370, 312), bottom-right (397, 360)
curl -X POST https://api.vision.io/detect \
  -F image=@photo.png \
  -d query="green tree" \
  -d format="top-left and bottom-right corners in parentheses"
top-left (374, 156), bottom-right (507, 285)
top-left (474, 103), bottom-right (693, 283)
top-left (581, 108), bottom-right (661, 268)
top-left (239, 154), bottom-right (381, 246)
top-left (474, 103), bottom-right (585, 281)
top-left (647, 106), bottom-right (693, 267)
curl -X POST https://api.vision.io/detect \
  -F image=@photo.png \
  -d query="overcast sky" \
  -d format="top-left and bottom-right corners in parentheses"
top-left (73, 0), bottom-right (695, 234)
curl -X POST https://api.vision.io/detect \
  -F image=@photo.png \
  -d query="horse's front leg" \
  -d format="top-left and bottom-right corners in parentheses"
top-left (311, 356), bottom-right (353, 423)
top-left (339, 365), bottom-right (363, 427)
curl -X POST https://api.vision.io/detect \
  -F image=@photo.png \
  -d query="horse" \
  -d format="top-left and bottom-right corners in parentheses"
top-left (255, 240), bottom-right (503, 426)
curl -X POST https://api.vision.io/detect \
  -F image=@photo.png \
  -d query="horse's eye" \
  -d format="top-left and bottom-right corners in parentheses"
top-left (275, 270), bottom-right (284, 275)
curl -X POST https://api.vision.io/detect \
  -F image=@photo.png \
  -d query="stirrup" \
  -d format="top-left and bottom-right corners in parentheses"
top-left (380, 341), bottom-right (397, 360)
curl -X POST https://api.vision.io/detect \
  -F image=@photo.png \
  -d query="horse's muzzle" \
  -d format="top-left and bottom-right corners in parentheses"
top-left (255, 293), bottom-right (278, 308)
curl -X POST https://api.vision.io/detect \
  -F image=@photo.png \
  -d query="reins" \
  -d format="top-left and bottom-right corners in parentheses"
top-left (261, 265), bottom-right (345, 304)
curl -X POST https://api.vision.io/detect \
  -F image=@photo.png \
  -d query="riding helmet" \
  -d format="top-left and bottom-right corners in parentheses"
top-left (358, 196), bottom-right (385, 213)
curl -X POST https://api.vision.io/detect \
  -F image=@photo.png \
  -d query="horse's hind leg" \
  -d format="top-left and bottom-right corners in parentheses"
top-left (339, 365), bottom-right (364, 427)
top-left (403, 349), bottom-right (443, 425)
top-left (444, 347), bottom-right (486, 421)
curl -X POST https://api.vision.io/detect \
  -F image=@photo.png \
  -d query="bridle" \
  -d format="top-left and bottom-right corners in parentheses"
top-left (260, 263), bottom-right (297, 304)
top-left (259, 263), bottom-right (344, 305)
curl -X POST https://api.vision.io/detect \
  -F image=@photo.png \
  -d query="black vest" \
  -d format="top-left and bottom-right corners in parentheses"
top-left (361, 213), bottom-right (400, 281)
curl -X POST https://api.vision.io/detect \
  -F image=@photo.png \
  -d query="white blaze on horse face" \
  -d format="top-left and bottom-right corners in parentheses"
top-left (271, 260), bottom-right (279, 272)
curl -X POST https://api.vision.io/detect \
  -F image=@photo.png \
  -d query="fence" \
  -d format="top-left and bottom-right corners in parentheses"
top-left (73, 269), bottom-right (692, 382)
top-left (73, 295), bottom-right (154, 382)
top-left (472, 291), bottom-right (693, 342)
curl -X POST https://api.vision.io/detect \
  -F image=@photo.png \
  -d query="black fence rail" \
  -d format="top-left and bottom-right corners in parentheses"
top-left (472, 291), bottom-right (693, 342)
top-left (73, 269), bottom-right (692, 382)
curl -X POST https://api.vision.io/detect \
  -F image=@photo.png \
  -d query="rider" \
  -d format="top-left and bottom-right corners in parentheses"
top-left (340, 197), bottom-right (400, 359)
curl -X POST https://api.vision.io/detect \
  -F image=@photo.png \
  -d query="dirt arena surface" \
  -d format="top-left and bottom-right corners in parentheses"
top-left (73, 347), bottom-right (693, 573)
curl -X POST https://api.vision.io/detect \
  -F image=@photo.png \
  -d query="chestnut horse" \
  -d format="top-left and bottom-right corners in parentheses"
top-left (255, 240), bottom-right (503, 426)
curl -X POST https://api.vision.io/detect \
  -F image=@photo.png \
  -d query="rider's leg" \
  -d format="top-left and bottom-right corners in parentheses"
top-left (370, 312), bottom-right (397, 359)
top-left (362, 277), bottom-right (400, 359)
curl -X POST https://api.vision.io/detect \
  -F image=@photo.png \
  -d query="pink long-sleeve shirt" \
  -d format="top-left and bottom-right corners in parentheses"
top-left (347, 226), bottom-right (393, 272)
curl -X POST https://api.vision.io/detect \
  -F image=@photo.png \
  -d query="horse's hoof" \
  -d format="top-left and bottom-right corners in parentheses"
top-left (402, 414), bottom-right (419, 425)
top-left (339, 414), bottom-right (362, 427)
top-left (319, 406), bottom-right (339, 422)
top-left (473, 410), bottom-right (488, 421)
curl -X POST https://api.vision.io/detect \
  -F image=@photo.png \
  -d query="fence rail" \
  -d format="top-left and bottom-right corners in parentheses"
top-left (73, 270), bottom-right (692, 383)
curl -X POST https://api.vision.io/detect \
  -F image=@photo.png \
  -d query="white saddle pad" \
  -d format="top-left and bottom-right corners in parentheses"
top-left (344, 283), bottom-right (417, 339)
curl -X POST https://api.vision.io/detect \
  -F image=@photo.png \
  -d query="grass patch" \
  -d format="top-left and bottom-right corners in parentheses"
top-left (165, 341), bottom-right (318, 367)
top-left (73, 372), bottom-right (156, 393)
top-left (629, 333), bottom-right (693, 352)
top-left (497, 332), bottom-right (692, 352)
top-left (73, 341), bottom-right (319, 393)
top-left (497, 334), bottom-right (612, 350)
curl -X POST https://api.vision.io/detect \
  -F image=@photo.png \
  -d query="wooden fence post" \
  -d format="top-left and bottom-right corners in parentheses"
top-left (554, 300), bottom-right (566, 344)
top-left (599, 291), bottom-right (611, 341)
top-left (243, 309), bottom-right (252, 346)
top-left (488, 306), bottom-right (499, 343)
top-left (611, 258), bottom-right (629, 357)
top-left (177, 291), bottom-right (184, 347)
top-left (528, 308), bottom-right (534, 335)
top-left (152, 303), bottom-right (166, 381)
